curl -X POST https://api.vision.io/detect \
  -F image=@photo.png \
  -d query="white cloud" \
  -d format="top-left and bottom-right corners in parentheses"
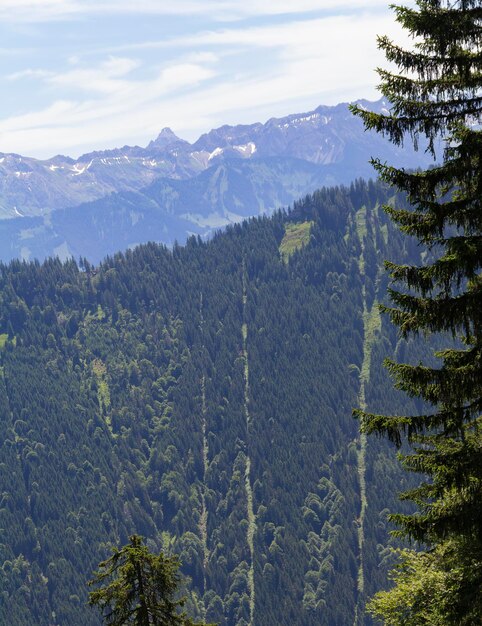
top-left (0, 59), bottom-right (215, 135)
top-left (182, 51), bottom-right (219, 64)
top-left (0, 0), bottom-right (81, 21)
top-left (7, 68), bottom-right (53, 80)
top-left (0, 9), bottom-right (412, 157)
top-left (0, 0), bottom-right (391, 22)
top-left (47, 56), bottom-right (140, 94)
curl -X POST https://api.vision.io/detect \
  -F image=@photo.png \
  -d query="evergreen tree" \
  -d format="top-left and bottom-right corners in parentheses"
top-left (352, 0), bottom-right (482, 623)
top-left (89, 535), bottom-right (210, 626)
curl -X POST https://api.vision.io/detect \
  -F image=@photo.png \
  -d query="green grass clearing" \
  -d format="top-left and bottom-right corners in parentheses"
top-left (279, 221), bottom-right (313, 262)
top-left (355, 206), bottom-right (367, 242)
top-left (92, 358), bottom-right (113, 433)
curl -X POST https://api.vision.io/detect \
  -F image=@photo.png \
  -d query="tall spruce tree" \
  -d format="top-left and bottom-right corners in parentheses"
top-left (352, 0), bottom-right (482, 623)
top-left (89, 535), bottom-right (210, 626)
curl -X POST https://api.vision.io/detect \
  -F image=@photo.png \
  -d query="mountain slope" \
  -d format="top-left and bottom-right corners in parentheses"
top-left (0, 156), bottom-right (357, 264)
top-left (0, 180), bottom-right (425, 625)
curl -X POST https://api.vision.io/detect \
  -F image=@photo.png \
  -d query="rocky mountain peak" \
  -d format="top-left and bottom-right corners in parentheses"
top-left (148, 127), bottom-right (187, 149)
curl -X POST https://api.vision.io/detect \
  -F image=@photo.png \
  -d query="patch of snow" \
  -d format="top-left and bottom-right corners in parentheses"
top-left (49, 164), bottom-right (60, 171)
top-left (71, 159), bottom-right (93, 176)
top-left (142, 158), bottom-right (159, 167)
top-left (280, 113), bottom-right (320, 128)
top-left (234, 142), bottom-right (257, 156)
top-left (0, 157), bottom-right (4, 164)
top-left (208, 147), bottom-right (224, 161)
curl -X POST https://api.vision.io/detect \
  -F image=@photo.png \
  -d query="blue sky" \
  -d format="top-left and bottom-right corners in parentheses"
top-left (0, 1), bottom-right (410, 159)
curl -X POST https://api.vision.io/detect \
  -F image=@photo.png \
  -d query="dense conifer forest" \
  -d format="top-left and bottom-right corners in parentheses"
top-left (0, 180), bottom-right (428, 625)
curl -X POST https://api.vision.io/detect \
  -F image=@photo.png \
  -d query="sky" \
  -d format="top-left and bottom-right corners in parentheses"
top-left (0, 0), bottom-right (411, 159)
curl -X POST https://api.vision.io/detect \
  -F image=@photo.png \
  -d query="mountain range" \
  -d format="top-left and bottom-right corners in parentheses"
top-left (0, 98), bottom-right (435, 263)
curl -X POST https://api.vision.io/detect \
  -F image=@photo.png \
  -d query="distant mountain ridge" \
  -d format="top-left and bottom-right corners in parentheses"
top-left (0, 98), bottom-right (435, 262)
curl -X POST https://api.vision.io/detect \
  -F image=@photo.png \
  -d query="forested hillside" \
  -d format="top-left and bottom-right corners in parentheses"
top-left (0, 180), bottom-right (425, 625)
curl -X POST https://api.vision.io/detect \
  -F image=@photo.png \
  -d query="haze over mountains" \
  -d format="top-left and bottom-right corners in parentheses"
top-left (0, 98), bottom-right (434, 263)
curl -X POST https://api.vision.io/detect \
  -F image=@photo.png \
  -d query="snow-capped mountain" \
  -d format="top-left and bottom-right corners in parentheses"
top-left (0, 98), bottom-right (435, 262)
